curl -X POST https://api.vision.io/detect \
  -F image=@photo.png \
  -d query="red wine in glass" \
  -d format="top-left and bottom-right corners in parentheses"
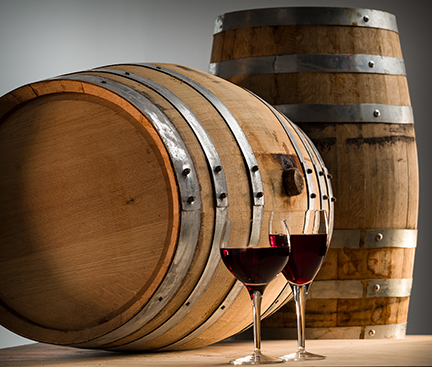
top-left (282, 233), bottom-right (328, 285)
top-left (279, 210), bottom-right (330, 362)
top-left (220, 245), bottom-right (290, 296)
top-left (220, 216), bottom-right (289, 364)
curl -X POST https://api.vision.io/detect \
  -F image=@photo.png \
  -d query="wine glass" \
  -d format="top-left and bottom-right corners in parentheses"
top-left (220, 213), bottom-right (290, 365)
top-left (280, 209), bottom-right (330, 361)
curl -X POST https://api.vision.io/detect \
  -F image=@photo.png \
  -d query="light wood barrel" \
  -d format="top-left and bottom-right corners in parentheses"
top-left (210, 7), bottom-right (419, 339)
top-left (0, 63), bottom-right (332, 350)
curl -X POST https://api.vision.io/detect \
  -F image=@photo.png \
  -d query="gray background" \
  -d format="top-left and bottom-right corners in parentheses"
top-left (0, 0), bottom-right (430, 349)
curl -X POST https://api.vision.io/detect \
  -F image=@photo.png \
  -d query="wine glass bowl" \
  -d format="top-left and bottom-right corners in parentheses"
top-left (219, 214), bottom-right (290, 365)
top-left (282, 210), bottom-right (328, 286)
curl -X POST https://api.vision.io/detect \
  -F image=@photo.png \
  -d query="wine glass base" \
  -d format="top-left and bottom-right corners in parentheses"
top-left (229, 353), bottom-right (285, 365)
top-left (281, 350), bottom-right (326, 361)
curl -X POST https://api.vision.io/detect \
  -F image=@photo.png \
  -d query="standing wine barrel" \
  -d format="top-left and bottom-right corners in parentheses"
top-left (210, 7), bottom-right (419, 339)
top-left (0, 63), bottom-right (333, 350)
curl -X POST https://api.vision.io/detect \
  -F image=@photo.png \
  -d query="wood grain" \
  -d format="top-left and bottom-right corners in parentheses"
top-left (0, 92), bottom-right (179, 342)
top-left (0, 63), bottom-right (331, 350)
top-left (211, 12), bottom-right (419, 338)
top-left (262, 296), bottom-right (410, 328)
top-left (211, 25), bottom-right (403, 62)
top-left (2, 337), bottom-right (432, 367)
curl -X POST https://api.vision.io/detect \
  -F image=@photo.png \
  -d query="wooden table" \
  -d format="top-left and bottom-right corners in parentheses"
top-left (1, 336), bottom-right (431, 366)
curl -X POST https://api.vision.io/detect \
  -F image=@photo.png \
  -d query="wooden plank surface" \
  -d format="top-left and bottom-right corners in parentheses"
top-left (1, 336), bottom-right (431, 366)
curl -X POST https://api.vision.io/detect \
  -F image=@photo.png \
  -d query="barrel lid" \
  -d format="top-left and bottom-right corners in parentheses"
top-left (214, 7), bottom-right (398, 34)
top-left (0, 77), bottom-right (181, 344)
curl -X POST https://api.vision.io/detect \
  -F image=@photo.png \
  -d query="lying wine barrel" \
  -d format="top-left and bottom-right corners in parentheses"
top-left (0, 63), bottom-right (333, 350)
top-left (210, 7), bottom-right (419, 339)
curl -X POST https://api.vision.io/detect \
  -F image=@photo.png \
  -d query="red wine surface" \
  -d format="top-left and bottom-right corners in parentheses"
top-left (282, 234), bottom-right (328, 285)
top-left (220, 246), bottom-right (289, 295)
top-left (269, 233), bottom-right (289, 248)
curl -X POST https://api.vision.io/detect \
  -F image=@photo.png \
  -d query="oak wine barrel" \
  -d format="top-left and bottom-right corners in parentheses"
top-left (210, 7), bottom-right (419, 339)
top-left (0, 63), bottom-right (333, 350)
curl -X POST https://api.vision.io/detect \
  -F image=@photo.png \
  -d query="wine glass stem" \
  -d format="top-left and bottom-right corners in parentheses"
top-left (252, 290), bottom-right (263, 356)
top-left (293, 284), bottom-right (307, 353)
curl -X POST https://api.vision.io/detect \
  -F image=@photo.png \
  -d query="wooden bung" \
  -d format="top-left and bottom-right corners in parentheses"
top-left (282, 167), bottom-right (304, 196)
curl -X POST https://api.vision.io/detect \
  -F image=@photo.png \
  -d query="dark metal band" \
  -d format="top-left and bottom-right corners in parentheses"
top-left (259, 323), bottom-right (407, 340)
top-left (276, 104), bottom-right (414, 124)
top-left (287, 121), bottom-right (330, 210)
top-left (214, 7), bottom-right (398, 34)
top-left (330, 229), bottom-right (418, 249)
top-left (308, 278), bottom-right (413, 299)
top-left (296, 127), bottom-right (335, 236)
top-left (209, 54), bottom-right (406, 79)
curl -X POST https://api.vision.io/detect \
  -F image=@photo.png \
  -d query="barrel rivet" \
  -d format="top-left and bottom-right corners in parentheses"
top-left (307, 168), bottom-right (313, 174)
top-left (187, 196), bottom-right (196, 203)
top-left (368, 329), bottom-right (376, 337)
top-left (376, 233), bottom-right (383, 241)
top-left (319, 171), bottom-right (325, 176)
top-left (374, 109), bottom-right (381, 117)
top-left (125, 71), bottom-right (130, 76)
top-left (310, 193), bottom-right (317, 199)
top-left (363, 15), bottom-right (370, 22)
top-left (214, 165), bottom-right (223, 173)
top-left (374, 284), bottom-right (381, 293)
top-left (220, 192), bottom-right (228, 199)
top-left (252, 165), bottom-right (259, 172)
top-left (331, 197), bottom-right (337, 202)
top-left (256, 192), bottom-right (264, 198)
top-left (369, 60), bottom-right (375, 68)
top-left (323, 195), bottom-right (329, 200)
top-left (327, 173), bottom-right (333, 179)
top-left (183, 168), bottom-right (191, 176)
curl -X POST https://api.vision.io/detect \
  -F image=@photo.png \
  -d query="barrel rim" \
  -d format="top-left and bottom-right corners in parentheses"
top-left (0, 76), bottom-right (185, 345)
top-left (214, 7), bottom-right (398, 34)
